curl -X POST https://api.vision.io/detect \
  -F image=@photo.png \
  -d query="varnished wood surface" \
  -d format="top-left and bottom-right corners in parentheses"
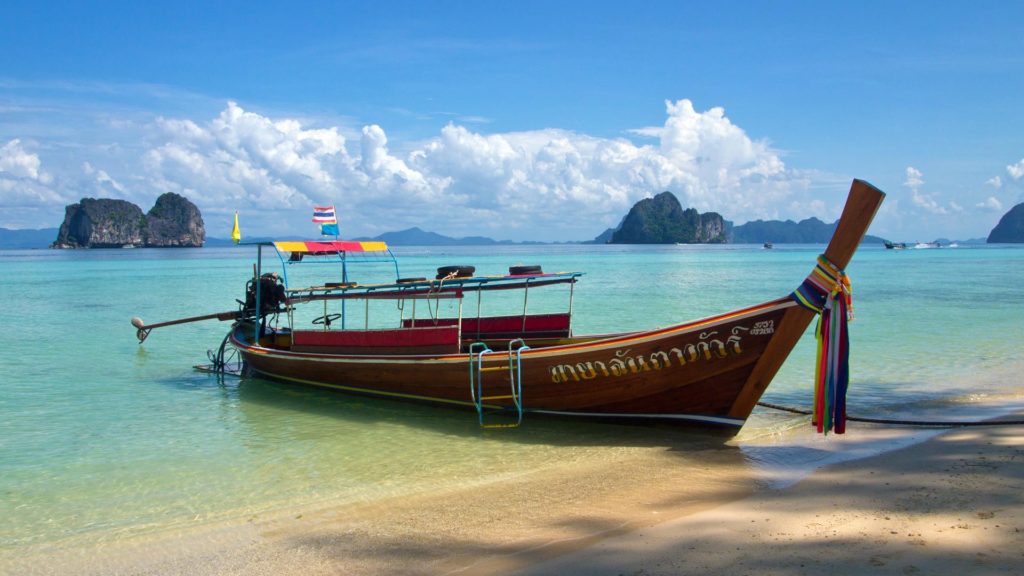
top-left (234, 302), bottom-right (791, 423)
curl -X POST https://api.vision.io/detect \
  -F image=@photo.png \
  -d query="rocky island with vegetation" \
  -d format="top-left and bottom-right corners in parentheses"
top-left (52, 192), bottom-right (205, 248)
top-left (590, 191), bottom-right (727, 244)
top-left (987, 202), bottom-right (1024, 243)
top-left (590, 190), bottom-right (883, 245)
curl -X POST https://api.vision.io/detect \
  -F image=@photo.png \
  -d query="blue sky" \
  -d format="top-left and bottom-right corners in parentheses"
top-left (1, 1), bottom-right (1022, 241)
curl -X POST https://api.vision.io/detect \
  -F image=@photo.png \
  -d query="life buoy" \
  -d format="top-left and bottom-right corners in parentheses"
top-left (508, 265), bottom-right (543, 276)
top-left (435, 265), bottom-right (475, 279)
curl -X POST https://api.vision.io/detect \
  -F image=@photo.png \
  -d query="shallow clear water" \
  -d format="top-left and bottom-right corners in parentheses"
top-left (1, 243), bottom-right (1021, 550)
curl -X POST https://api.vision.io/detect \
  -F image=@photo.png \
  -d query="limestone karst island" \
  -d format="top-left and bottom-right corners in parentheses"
top-left (52, 192), bottom-right (205, 248)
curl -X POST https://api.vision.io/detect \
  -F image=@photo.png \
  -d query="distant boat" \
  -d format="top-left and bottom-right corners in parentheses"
top-left (884, 241), bottom-right (907, 250)
top-left (914, 241), bottom-right (941, 249)
top-left (763, 242), bottom-right (773, 249)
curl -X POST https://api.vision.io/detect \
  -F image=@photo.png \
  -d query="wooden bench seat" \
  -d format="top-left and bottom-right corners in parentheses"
top-left (291, 325), bottom-right (460, 355)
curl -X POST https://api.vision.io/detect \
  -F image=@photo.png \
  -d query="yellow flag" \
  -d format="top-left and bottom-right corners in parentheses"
top-left (231, 211), bottom-right (241, 244)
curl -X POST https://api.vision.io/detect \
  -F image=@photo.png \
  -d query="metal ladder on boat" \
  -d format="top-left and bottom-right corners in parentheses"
top-left (469, 339), bottom-right (529, 428)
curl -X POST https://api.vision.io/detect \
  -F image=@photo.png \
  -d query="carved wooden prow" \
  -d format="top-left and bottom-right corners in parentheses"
top-left (728, 179), bottom-right (886, 419)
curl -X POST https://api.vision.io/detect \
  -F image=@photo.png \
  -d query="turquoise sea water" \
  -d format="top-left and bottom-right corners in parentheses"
top-left (1, 243), bottom-right (1022, 553)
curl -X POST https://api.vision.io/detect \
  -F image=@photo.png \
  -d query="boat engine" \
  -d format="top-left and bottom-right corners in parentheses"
top-left (243, 272), bottom-right (287, 316)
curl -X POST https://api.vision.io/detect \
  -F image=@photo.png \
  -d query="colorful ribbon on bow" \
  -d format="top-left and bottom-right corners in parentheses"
top-left (791, 255), bottom-right (854, 434)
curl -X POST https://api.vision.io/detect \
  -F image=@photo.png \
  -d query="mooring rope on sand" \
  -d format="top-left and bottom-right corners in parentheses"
top-left (756, 401), bottom-right (1024, 427)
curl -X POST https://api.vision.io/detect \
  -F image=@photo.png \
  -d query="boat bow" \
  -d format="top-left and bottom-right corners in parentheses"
top-left (727, 179), bottom-right (886, 420)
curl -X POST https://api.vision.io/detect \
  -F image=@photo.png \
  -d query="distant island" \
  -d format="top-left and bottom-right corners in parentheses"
top-left (987, 202), bottom-right (1024, 243)
top-left (0, 227), bottom-right (60, 249)
top-left (732, 216), bottom-right (842, 244)
top-left (358, 227), bottom-right (547, 246)
top-left (363, 198), bottom-right (876, 245)
top-left (602, 191), bottom-right (727, 244)
top-left (592, 191), bottom-right (883, 245)
top-left (50, 193), bottom-right (205, 248)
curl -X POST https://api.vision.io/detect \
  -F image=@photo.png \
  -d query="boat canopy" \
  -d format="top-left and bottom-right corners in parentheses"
top-left (262, 239), bottom-right (399, 289)
top-left (260, 239), bottom-right (582, 297)
top-left (273, 240), bottom-right (388, 254)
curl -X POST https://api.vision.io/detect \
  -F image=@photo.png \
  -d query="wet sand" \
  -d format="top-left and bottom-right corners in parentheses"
top-left (1, 430), bottom-right (759, 576)
top-left (4, 416), bottom-right (1022, 575)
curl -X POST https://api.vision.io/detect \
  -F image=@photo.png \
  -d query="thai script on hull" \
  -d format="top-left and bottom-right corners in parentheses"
top-left (548, 324), bottom-right (769, 383)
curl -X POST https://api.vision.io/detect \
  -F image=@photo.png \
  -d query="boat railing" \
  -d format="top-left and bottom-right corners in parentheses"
top-left (279, 273), bottom-right (579, 338)
top-left (247, 238), bottom-right (583, 347)
top-left (282, 272), bottom-right (581, 300)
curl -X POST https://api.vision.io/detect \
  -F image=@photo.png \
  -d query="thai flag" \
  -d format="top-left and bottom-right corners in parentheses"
top-left (312, 205), bottom-right (336, 224)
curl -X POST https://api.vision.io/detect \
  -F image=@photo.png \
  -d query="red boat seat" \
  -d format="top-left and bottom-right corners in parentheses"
top-left (291, 325), bottom-right (460, 355)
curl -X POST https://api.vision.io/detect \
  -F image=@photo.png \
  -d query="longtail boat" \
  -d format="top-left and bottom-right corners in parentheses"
top-left (135, 179), bottom-right (884, 430)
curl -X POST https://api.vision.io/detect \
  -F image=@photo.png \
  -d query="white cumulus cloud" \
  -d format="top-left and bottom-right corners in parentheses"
top-left (910, 192), bottom-right (947, 215)
top-left (401, 99), bottom-right (793, 234)
top-left (904, 166), bottom-right (924, 190)
top-left (3, 99), bottom-right (882, 239)
top-left (135, 99), bottom-right (800, 239)
top-left (0, 139), bottom-right (63, 216)
top-left (1, 139), bottom-right (44, 181)
top-left (143, 101), bottom-right (354, 211)
top-left (1008, 158), bottom-right (1024, 180)
top-left (82, 161), bottom-right (125, 194)
top-left (903, 166), bottom-right (948, 215)
top-left (976, 196), bottom-right (1003, 211)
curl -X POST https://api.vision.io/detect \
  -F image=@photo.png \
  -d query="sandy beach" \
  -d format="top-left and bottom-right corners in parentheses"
top-left (5, 412), bottom-right (1022, 576)
top-left (515, 416), bottom-right (1024, 576)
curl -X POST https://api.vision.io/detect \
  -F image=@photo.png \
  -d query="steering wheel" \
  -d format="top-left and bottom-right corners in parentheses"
top-left (312, 313), bottom-right (342, 327)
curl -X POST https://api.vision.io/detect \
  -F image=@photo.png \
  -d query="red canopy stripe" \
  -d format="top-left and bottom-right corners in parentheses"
top-left (274, 240), bottom-right (388, 254)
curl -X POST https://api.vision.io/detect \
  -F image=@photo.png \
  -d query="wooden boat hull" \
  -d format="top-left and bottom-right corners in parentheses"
top-left (231, 298), bottom-right (796, 427)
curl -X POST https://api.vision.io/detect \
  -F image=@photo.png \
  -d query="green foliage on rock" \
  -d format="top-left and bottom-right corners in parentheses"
top-left (609, 192), bottom-right (727, 244)
top-left (52, 193), bottom-right (205, 248)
